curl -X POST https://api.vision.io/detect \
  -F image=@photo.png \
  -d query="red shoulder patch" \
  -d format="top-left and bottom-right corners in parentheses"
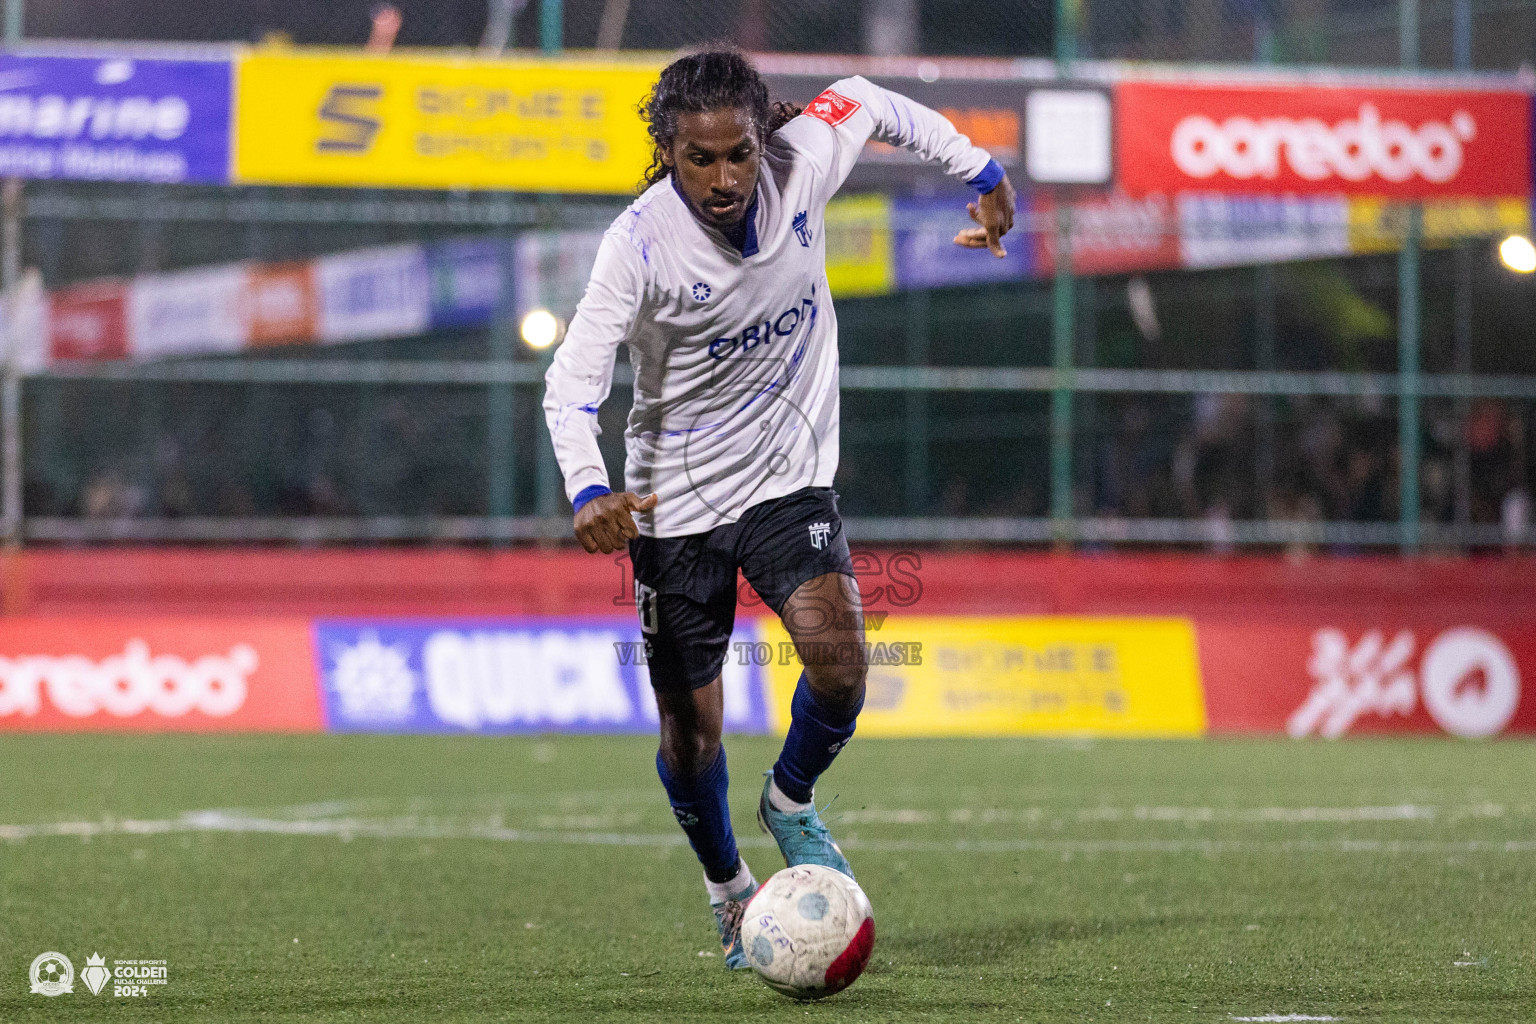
top-left (802, 89), bottom-right (861, 128)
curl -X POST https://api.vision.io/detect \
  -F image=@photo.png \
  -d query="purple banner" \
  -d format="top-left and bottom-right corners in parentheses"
top-left (313, 618), bottom-right (771, 735)
top-left (0, 53), bottom-right (231, 183)
top-left (893, 193), bottom-right (1033, 290)
top-left (427, 238), bottom-right (509, 331)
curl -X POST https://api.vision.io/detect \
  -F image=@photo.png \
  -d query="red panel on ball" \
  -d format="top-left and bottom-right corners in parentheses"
top-left (823, 917), bottom-right (875, 993)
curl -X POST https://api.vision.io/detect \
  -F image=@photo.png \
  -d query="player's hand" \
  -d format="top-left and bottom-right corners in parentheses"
top-left (953, 172), bottom-right (1016, 258)
top-left (574, 491), bottom-right (658, 554)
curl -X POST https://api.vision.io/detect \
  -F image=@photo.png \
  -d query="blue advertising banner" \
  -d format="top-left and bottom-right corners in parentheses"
top-left (313, 618), bottom-right (772, 734)
top-left (426, 238), bottom-right (509, 331)
top-left (892, 193), bottom-right (1032, 290)
top-left (0, 53), bottom-right (232, 183)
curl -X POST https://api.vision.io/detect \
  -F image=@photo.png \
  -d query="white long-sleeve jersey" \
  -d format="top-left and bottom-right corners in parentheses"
top-left (543, 75), bottom-right (999, 537)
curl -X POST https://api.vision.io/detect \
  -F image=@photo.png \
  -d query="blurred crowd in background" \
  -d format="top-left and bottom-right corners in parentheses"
top-left (27, 248), bottom-right (1536, 546)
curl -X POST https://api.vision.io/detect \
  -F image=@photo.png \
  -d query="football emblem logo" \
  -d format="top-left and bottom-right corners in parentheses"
top-left (30, 952), bottom-right (74, 996)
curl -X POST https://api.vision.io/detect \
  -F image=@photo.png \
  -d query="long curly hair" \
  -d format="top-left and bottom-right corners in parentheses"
top-left (638, 49), bottom-right (801, 192)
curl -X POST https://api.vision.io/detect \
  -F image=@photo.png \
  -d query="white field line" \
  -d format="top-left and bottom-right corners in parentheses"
top-left (848, 803), bottom-right (1516, 825)
top-left (1231, 1016), bottom-right (1343, 1022)
top-left (2, 810), bottom-right (1535, 854)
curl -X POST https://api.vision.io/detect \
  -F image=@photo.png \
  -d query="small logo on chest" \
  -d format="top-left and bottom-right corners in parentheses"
top-left (792, 211), bottom-right (812, 247)
top-left (692, 281), bottom-right (712, 301)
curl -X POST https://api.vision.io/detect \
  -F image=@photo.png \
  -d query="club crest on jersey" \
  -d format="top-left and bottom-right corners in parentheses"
top-left (793, 211), bottom-right (812, 247)
top-left (804, 88), bottom-right (860, 127)
top-left (808, 522), bottom-right (832, 550)
top-left (691, 282), bottom-right (711, 301)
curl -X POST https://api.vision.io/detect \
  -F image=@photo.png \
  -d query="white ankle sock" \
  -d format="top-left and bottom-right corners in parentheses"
top-left (705, 859), bottom-right (756, 904)
top-left (767, 776), bottom-right (813, 815)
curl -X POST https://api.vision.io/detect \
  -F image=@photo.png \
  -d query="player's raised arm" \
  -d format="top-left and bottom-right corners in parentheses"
top-left (785, 75), bottom-right (1016, 257)
top-left (540, 231), bottom-right (656, 554)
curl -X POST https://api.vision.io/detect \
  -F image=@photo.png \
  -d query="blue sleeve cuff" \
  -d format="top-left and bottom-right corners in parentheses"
top-left (572, 484), bottom-right (612, 515)
top-left (967, 158), bottom-right (1005, 195)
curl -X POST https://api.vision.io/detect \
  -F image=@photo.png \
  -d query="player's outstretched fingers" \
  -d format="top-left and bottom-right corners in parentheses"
top-left (954, 202), bottom-right (1005, 255)
top-left (985, 220), bottom-right (1005, 258)
top-left (952, 226), bottom-right (991, 249)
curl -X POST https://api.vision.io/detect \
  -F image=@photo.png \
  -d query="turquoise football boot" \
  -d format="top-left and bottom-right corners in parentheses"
top-left (756, 772), bottom-right (855, 880)
top-left (711, 876), bottom-right (758, 970)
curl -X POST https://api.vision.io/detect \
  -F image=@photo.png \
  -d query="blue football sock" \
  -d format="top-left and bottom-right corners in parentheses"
top-left (771, 671), bottom-right (864, 805)
top-left (655, 746), bottom-right (740, 883)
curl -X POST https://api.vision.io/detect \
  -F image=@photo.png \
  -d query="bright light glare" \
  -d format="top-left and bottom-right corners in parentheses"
top-left (520, 309), bottom-right (561, 349)
top-left (1499, 234), bottom-right (1536, 274)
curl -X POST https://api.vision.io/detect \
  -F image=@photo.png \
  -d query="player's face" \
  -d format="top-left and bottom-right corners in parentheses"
top-left (664, 107), bottom-right (761, 229)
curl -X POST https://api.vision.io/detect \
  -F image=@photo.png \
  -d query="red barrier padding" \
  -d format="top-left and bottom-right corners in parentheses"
top-left (9, 549), bottom-right (1535, 618)
top-left (7, 549), bottom-right (1535, 738)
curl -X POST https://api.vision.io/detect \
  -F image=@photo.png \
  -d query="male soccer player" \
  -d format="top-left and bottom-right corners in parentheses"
top-left (543, 49), bottom-right (1014, 967)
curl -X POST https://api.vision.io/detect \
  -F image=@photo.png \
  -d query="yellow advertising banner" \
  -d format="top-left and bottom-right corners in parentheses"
top-left (1349, 196), bottom-right (1531, 253)
top-left (759, 616), bottom-right (1206, 737)
top-left (235, 50), bottom-right (661, 193)
top-left (823, 194), bottom-right (894, 298)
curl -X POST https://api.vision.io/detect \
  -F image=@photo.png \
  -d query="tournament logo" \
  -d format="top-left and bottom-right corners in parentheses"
top-left (29, 952), bottom-right (73, 996)
top-left (80, 953), bottom-right (111, 996)
top-left (691, 282), bottom-right (712, 301)
top-left (792, 211), bottom-right (812, 247)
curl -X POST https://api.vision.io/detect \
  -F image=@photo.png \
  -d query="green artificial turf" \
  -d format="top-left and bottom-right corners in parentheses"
top-left (0, 734), bottom-right (1532, 1022)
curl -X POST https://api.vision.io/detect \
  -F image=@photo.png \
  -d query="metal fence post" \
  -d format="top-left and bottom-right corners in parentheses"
top-left (1255, 265), bottom-right (1277, 513)
top-left (904, 288), bottom-right (930, 513)
top-left (536, 348), bottom-right (560, 518)
top-left (488, 237), bottom-right (516, 531)
top-left (1398, 0), bottom-right (1421, 552)
top-left (1451, 0), bottom-right (1473, 528)
top-left (541, 0), bottom-right (562, 53)
top-left (0, 182), bottom-right (19, 550)
top-left (1051, 204), bottom-right (1075, 532)
top-left (1050, 0), bottom-right (1078, 537)
top-left (0, 4), bottom-right (20, 549)
top-left (1253, 1), bottom-right (1278, 515)
top-left (1399, 207), bottom-right (1422, 552)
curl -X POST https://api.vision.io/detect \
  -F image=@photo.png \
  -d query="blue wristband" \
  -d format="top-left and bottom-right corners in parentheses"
top-left (572, 484), bottom-right (612, 515)
top-left (967, 158), bottom-right (1005, 195)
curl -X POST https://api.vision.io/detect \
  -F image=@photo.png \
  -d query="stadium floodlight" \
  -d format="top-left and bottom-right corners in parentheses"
top-left (520, 309), bottom-right (563, 349)
top-left (1499, 234), bottom-right (1536, 274)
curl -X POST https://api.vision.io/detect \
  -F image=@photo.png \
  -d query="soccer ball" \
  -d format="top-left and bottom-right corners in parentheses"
top-left (740, 864), bottom-right (875, 999)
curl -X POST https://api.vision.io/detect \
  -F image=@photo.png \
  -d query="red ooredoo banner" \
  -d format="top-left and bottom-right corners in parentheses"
top-left (1199, 618), bottom-right (1536, 738)
top-left (1116, 81), bottom-right (1531, 199)
top-left (0, 619), bottom-right (323, 732)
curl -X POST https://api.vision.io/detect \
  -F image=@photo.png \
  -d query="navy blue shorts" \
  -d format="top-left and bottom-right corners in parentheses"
top-left (628, 486), bottom-right (855, 692)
